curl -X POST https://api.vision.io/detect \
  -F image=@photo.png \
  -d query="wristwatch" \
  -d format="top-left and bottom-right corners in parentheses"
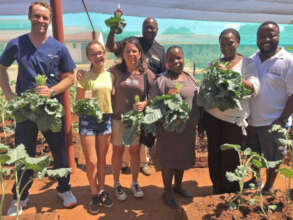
top-left (50, 88), bottom-right (56, 97)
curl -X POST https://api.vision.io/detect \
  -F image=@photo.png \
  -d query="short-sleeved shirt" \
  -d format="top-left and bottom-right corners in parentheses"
top-left (116, 37), bottom-right (165, 75)
top-left (109, 64), bottom-right (155, 120)
top-left (249, 48), bottom-right (293, 126)
top-left (0, 34), bottom-right (76, 95)
top-left (77, 70), bottom-right (114, 114)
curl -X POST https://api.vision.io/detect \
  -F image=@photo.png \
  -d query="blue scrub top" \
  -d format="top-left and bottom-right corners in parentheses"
top-left (0, 34), bottom-right (76, 95)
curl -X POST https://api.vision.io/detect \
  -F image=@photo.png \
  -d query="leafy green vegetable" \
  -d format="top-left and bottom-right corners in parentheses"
top-left (73, 98), bottom-right (103, 123)
top-left (122, 109), bottom-right (144, 146)
top-left (134, 95), bottom-right (140, 103)
top-left (8, 90), bottom-right (64, 132)
top-left (174, 83), bottom-right (182, 92)
top-left (143, 94), bottom-right (191, 135)
top-left (104, 14), bottom-right (126, 34)
top-left (35, 74), bottom-right (47, 86)
top-left (198, 62), bottom-right (252, 111)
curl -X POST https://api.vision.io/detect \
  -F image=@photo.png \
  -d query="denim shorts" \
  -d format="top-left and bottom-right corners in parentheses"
top-left (79, 114), bottom-right (112, 136)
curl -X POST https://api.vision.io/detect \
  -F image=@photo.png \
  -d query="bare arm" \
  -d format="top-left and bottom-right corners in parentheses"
top-left (0, 64), bottom-right (17, 101)
top-left (106, 30), bottom-right (119, 53)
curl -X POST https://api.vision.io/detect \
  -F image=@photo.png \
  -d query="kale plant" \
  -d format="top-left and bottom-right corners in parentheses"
top-left (122, 95), bottom-right (144, 146)
top-left (198, 62), bottom-right (251, 111)
top-left (143, 94), bottom-right (191, 135)
top-left (0, 144), bottom-right (71, 218)
top-left (104, 8), bottom-right (126, 34)
top-left (269, 124), bottom-right (293, 200)
top-left (8, 91), bottom-right (64, 133)
top-left (73, 98), bottom-right (103, 123)
top-left (221, 144), bottom-right (281, 215)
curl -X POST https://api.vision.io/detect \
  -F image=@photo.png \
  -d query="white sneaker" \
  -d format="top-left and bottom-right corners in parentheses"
top-left (57, 190), bottom-right (77, 207)
top-left (131, 184), bottom-right (144, 198)
top-left (7, 198), bottom-right (29, 216)
top-left (114, 185), bottom-right (127, 201)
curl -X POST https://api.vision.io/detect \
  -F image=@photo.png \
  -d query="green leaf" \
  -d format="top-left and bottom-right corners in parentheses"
top-left (134, 95), bottom-right (140, 103)
top-left (267, 160), bottom-right (282, 169)
top-left (6, 144), bottom-right (29, 165)
top-left (268, 204), bottom-right (277, 211)
top-left (35, 74), bottom-right (47, 86)
top-left (226, 171), bottom-right (241, 182)
top-left (122, 126), bottom-right (139, 147)
top-left (45, 168), bottom-right (71, 178)
top-left (243, 148), bottom-right (252, 157)
top-left (249, 198), bottom-right (256, 206)
top-left (220, 144), bottom-right (241, 153)
top-left (22, 155), bottom-right (50, 172)
top-left (279, 168), bottom-right (293, 178)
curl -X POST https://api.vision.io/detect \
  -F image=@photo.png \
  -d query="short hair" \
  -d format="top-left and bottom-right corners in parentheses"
top-left (86, 40), bottom-right (105, 57)
top-left (258, 21), bottom-right (280, 34)
top-left (143, 17), bottom-right (158, 27)
top-left (166, 46), bottom-right (183, 59)
top-left (219, 28), bottom-right (240, 43)
top-left (28, 1), bottom-right (52, 18)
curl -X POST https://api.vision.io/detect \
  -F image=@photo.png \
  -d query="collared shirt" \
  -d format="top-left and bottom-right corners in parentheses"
top-left (248, 48), bottom-right (293, 126)
top-left (116, 36), bottom-right (165, 75)
top-left (206, 57), bottom-right (260, 130)
top-left (0, 34), bottom-right (75, 95)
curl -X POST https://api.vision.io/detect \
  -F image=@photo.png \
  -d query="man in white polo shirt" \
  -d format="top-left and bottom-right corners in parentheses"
top-left (246, 21), bottom-right (293, 193)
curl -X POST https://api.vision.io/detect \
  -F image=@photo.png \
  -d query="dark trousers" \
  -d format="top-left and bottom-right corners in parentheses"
top-left (203, 111), bottom-right (242, 193)
top-left (12, 120), bottom-right (71, 200)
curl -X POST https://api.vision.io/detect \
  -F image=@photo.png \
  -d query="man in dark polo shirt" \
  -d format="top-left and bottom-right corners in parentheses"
top-left (106, 17), bottom-right (165, 76)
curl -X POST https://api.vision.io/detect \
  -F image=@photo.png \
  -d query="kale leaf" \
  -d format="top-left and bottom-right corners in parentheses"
top-left (8, 90), bottom-right (64, 132)
top-left (197, 62), bottom-right (251, 111)
top-left (143, 94), bottom-right (191, 135)
top-left (73, 98), bottom-right (103, 123)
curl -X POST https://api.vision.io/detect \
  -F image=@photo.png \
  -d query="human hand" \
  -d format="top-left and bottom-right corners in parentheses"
top-left (168, 87), bottom-right (179, 95)
top-left (217, 63), bottom-right (228, 70)
top-left (35, 85), bottom-right (51, 97)
top-left (133, 101), bottom-right (147, 112)
top-left (6, 92), bottom-right (17, 102)
top-left (76, 69), bottom-right (86, 81)
top-left (114, 8), bottom-right (123, 17)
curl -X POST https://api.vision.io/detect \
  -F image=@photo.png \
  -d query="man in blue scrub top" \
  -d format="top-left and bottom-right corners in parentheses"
top-left (0, 1), bottom-right (77, 216)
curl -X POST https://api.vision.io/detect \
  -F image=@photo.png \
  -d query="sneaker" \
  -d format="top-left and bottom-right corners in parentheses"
top-left (89, 195), bottom-right (100, 214)
top-left (57, 190), bottom-right (77, 207)
top-left (131, 184), bottom-right (144, 198)
top-left (115, 185), bottom-right (127, 201)
top-left (7, 198), bottom-right (29, 216)
top-left (99, 191), bottom-right (114, 208)
top-left (141, 163), bottom-right (152, 176)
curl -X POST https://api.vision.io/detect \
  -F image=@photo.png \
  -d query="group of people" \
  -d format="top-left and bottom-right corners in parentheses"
top-left (0, 0), bottom-right (292, 216)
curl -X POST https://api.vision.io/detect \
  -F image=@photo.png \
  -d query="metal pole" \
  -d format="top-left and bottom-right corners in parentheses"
top-left (92, 31), bottom-right (97, 40)
top-left (50, 0), bottom-right (76, 172)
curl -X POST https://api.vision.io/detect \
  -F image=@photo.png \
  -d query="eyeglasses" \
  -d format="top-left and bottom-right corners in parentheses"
top-left (88, 51), bottom-right (104, 57)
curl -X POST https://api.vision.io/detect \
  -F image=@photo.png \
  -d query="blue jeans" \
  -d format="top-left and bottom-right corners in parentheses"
top-left (12, 119), bottom-right (71, 200)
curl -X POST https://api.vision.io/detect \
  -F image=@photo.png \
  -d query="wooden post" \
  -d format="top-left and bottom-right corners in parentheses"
top-left (50, 0), bottom-right (76, 172)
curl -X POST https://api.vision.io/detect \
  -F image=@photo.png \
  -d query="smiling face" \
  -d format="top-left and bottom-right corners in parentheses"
top-left (257, 23), bottom-right (279, 55)
top-left (87, 43), bottom-right (106, 69)
top-left (220, 32), bottom-right (239, 60)
top-left (167, 47), bottom-right (184, 75)
top-left (29, 4), bottom-right (51, 35)
top-left (122, 42), bottom-right (142, 69)
top-left (142, 18), bottom-right (158, 42)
